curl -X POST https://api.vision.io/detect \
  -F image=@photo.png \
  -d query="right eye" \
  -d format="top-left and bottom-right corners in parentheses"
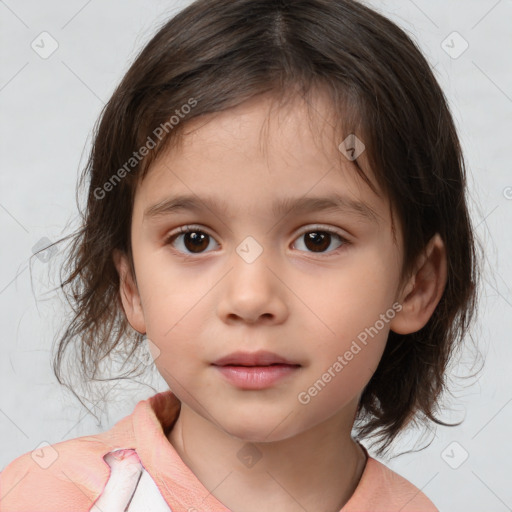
top-left (165, 225), bottom-right (220, 255)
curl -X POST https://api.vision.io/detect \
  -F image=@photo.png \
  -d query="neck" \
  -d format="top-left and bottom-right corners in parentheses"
top-left (168, 399), bottom-right (367, 512)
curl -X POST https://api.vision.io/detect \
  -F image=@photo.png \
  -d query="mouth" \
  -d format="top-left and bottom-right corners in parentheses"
top-left (211, 351), bottom-right (301, 390)
top-left (212, 350), bottom-right (301, 367)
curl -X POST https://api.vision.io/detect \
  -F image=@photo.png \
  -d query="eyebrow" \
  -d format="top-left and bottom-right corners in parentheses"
top-left (143, 193), bottom-right (379, 224)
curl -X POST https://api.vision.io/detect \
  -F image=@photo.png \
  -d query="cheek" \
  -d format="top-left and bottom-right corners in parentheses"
top-left (135, 253), bottom-right (206, 336)
top-left (150, 330), bottom-right (205, 392)
top-left (295, 250), bottom-right (399, 340)
top-left (294, 248), bottom-right (398, 389)
top-left (136, 269), bottom-right (211, 375)
top-left (295, 325), bottom-right (389, 425)
top-left (307, 326), bottom-right (389, 391)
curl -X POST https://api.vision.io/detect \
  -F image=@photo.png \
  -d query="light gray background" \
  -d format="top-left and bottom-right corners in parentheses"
top-left (1, 1), bottom-right (511, 511)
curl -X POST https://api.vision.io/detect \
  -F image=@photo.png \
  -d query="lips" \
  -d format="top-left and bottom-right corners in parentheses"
top-left (212, 350), bottom-right (300, 367)
top-left (212, 350), bottom-right (301, 390)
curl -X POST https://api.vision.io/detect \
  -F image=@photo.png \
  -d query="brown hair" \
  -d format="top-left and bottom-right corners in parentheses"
top-left (47, 0), bottom-right (481, 457)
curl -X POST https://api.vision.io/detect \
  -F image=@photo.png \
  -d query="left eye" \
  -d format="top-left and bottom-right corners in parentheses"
top-left (292, 228), bottom-right (347, 254)
top-left (165, 226), bottom-right (348, 256)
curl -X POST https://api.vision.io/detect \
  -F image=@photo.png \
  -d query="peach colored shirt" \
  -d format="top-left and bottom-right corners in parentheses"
top-left (0, 391), bottom-right (438, 511)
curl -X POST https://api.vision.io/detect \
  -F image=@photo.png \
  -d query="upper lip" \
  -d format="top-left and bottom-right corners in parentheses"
top-left (212, 350), bottom-right (300, 367)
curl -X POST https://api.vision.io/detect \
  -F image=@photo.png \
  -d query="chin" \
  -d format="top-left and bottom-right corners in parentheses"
top-left (219, 414), bottom-right (303, 445)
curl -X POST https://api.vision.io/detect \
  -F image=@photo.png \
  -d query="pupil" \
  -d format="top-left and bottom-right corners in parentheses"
top-left (306, 232), bottom-right (329, 252)
top-left (185, 232), bottom-right (208, 253)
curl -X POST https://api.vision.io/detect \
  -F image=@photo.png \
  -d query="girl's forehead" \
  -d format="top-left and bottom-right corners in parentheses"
top-left (160, 92), bottom-right (367, 180)
top-left (181, 91), bottom-right (343, 144)
top-left (134, 94), bottom-right (390, 232)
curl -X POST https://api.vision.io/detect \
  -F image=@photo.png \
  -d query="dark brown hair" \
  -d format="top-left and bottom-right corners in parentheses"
top-left (48, 0), bottom-right (481, 456)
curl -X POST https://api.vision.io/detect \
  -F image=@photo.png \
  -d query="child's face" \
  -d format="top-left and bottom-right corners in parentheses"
top-left (119, 92), bottom-right (407, 442)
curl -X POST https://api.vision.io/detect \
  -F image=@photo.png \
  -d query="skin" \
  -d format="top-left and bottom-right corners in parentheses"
top-left (114, 91), bottom-right (447, 512)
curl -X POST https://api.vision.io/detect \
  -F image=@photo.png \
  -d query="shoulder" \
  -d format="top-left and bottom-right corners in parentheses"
top-left (343, 455), bottom-right (439, 512)
top-left (0, 420), bottom-right (135, 512)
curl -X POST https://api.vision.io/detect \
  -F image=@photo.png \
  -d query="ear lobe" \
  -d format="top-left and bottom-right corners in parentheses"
top-left (112, 249), bottom-right (146, 334)
top-left (390, 234), bottom-right (447, 335)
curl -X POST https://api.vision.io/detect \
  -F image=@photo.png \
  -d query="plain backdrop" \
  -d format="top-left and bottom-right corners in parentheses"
top-left (1, 1), bottom-right (511, 511)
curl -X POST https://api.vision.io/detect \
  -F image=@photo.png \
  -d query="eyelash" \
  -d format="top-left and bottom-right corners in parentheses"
top-left (164, 224), bottom-right (350, 257)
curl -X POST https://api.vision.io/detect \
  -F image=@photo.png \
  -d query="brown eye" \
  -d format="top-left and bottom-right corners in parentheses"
top-left (166, 225), bottom-right (348, 257)
top-left (293, 228), bottom-right (347, 255)
top-left (166, 227), bottom-right (219, 254)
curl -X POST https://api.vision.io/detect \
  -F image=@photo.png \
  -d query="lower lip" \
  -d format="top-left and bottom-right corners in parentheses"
top-left (213, 364), bottom-right (300, 389)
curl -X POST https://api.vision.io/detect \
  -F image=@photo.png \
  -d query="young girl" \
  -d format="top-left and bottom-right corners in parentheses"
top-left (0, 0), bottom-right (479, 510)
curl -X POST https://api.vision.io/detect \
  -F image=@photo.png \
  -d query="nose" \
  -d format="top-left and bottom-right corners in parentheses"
top-left (216, 244), bottom-right (289, 326)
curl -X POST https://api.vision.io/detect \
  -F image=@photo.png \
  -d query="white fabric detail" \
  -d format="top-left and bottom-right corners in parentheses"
top-left (90, 449), bottom-right (173, 512)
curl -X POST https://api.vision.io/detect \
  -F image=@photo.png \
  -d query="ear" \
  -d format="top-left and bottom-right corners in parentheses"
top-left (390, 233), bottom-right (447, 335)
top-left (112, 249), bottom-right (146, 334)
